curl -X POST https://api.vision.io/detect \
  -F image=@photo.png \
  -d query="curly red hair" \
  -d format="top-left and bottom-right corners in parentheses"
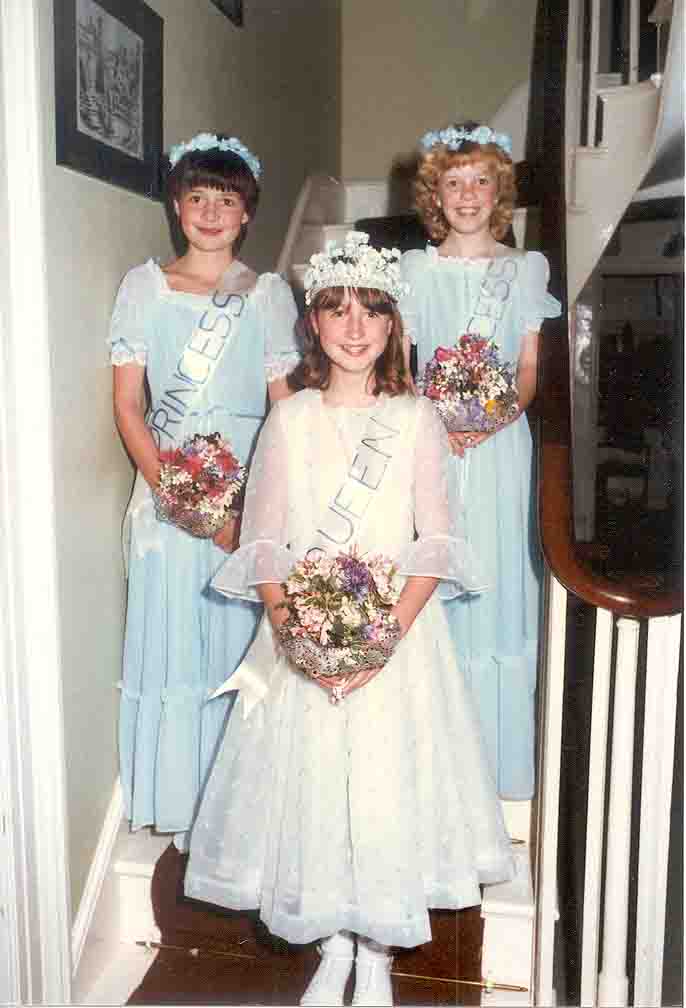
top-left (414, 126), bottom-right (516, 242)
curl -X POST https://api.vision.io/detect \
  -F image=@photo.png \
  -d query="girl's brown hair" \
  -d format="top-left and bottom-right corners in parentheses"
top-left (289, 287), bottom-right (411, 397)
top-left (166, 143), bottom-right (260, 251)
top-left (414, 123), bottom-right (516, 242)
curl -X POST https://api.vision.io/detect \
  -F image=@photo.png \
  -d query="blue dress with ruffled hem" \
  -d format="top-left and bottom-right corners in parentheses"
top-left (108, 259), bottom-right (299, 833)
top-left (399, 246), bottom-right (561, 799)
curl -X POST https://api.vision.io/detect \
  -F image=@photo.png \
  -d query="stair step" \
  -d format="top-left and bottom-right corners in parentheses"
top-left (480, 845), bottom-right (535, 1006)
top-left (103, 825), bottom-right (169, 944)
top-left (293, 223), bottom-right (352, 264)
top-left (343, 180), bottom-right (392, 223)
top-left (300, 174), bottom-right (345, 226)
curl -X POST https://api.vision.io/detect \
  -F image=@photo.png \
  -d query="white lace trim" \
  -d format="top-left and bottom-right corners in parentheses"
top-left (265, 351), bottom-right (300, 382)
top-left (111, 342), bottom-right (147, 367)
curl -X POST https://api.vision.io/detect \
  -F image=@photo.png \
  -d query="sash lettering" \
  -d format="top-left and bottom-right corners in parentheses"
top-left (467, 256), bottom-right (519, 341)
top-left (312, 403), bottom-right (405, 554)
top-left (149, 287), bottom-right (252, 449)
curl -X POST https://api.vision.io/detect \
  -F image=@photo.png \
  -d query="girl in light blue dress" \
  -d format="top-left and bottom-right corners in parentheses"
top-left (108, 133), bottom-right (299, 848)
top-left (400, 123), bottom-right (560, 799)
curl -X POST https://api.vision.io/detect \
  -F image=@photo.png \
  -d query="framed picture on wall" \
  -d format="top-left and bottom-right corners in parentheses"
top-left (210, 0), bottom-right (243, 27)
top-left (54, 0), bottom-right (163, 199)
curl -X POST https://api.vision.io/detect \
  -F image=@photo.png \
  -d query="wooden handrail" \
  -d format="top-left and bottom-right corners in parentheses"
top-left (535, 0), bottom-right (682, 619)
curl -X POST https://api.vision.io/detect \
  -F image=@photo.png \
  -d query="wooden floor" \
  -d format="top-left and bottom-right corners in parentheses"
top-left (128, 844), bottom-right (485, 1006)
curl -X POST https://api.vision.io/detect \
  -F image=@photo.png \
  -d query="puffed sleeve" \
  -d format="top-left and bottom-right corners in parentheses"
top-left (395, 398), bottom-right (487, 599)
top-left (211, 401), bottom-right (293, 602)
top-left (257, 272), bottom-right (301, 382)
top-left (398, 249), bottom-right (426, 346)
top-left (107, 262), bottom-right (157, 366)
top-left (522, 251), bottom-right (562, 332)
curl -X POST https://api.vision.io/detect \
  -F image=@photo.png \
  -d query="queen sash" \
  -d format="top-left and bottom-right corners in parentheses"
top-left (122, 260), bottom-right (258, 566)
top-left (211, 394), bottom-right (414, 716)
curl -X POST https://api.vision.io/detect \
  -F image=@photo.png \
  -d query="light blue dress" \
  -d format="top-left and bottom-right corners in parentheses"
top-left (400, 245), bottom-right (561, 799)
top-left (108, 259), bottom-right (299, 833)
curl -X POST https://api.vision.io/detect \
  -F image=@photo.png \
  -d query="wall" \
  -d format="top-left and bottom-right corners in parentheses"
top-left (340, 0), bottom-right (538, 181)
top-left (37, 0), bottom-right (340, 921)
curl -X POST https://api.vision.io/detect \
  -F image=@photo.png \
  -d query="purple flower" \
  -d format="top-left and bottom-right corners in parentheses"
top-left (338, 555), bottom-right (372, 599)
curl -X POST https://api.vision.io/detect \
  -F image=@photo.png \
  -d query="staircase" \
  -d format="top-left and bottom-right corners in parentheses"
top-left (565, 0), bottom-right (683, 304)
top-left (566, 80), bottom-right (662, 304)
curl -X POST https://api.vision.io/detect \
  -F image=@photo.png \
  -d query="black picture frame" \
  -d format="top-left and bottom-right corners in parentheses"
top-left (210, 0), bottom-right (243, 27)
top-left (54, 0), bottom-right (163, 200)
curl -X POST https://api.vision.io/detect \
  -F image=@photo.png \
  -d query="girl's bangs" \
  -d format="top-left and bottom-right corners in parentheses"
top-left (176, 149), bottom-right (256, 200)
top-left (182, 165), bottom-right (252, 198)
top-left (439, 147), bottom-right (506, 173)
top-left (313, 286), bottom-right (396, 313)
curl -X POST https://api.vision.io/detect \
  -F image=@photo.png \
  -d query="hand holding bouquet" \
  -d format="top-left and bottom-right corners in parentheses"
top-left (277, 548), bottom-right (403, 702)
top-left (418, 333), bottom-right (518, 433)
top-left (154, 433), bottom-right (246, 539)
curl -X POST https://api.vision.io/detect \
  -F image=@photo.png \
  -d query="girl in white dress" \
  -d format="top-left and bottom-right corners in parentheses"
top-left (184, 232), bottom-right (514, 1007)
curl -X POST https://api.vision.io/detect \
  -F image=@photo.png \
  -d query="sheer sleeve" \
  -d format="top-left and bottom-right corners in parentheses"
top-left (257, 272), bottom-right (301, 382)
top-left (107, 262), bottom-right (157, 367)
top-left (396, 398), bottom-right (487, 599)
top-left (522, 251), bottom-right (562, 332)
top-left (211, 402), bottom-right (292, 602)
top-left (398, 250), bottom-right (427, 346)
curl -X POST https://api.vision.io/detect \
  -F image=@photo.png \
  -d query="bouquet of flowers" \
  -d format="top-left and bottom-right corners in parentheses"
top-left (277, 548), bottom-right (403, 701)
top-left (418, 333), bottom-right (519, 433)
top-left (153, 433), bottom-right (246, 539)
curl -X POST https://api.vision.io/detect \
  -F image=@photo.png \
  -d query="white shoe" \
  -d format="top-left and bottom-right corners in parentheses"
top-left (300, 932), bottom-right (355, 1007)
top-left (352, 939), bottom-right (394, 1007)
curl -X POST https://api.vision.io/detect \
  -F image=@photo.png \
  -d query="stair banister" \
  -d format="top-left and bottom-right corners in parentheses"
top-left (532, 1), bottom-right (682, 1005)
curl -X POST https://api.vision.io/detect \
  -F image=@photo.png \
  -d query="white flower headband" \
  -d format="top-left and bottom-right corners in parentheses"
top-left (304, 231), bottom-right (409, 306)
top-left (167, 132), bottom-right (262, 180)
top-left (419, 124), bottom-right (513, 158)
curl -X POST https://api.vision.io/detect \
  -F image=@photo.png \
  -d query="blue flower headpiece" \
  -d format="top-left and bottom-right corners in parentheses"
top-left (167, 132), bottom-right (262, 180)
top-left (419, 125), bottom-right (512, 158)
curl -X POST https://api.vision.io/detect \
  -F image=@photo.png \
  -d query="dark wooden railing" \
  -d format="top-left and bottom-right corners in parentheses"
top-left (533, 0), bottom-right (682, 620)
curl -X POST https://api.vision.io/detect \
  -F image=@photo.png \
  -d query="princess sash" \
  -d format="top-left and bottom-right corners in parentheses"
top-left (211, 394), bottom-right (413, 716)
top-left (465, 252), bottom-right (521, 341)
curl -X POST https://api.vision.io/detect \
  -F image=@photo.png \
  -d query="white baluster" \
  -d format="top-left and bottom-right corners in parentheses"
top-left (629, 0), bottom-right (640, 83)
top-left (587, 0), bottom-right (602, 144)
top-left (580, 608), bottom-right (614, 1006)
top-left (598, 617), bottom-right (640, 1007)
top-left (634, 614), bottom-right (682, 1006)
top-left (534, 573), bottom-right (567, 1006)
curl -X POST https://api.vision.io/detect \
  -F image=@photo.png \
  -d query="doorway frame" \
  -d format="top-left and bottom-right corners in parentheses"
top-left (0, 0), bottom-right (72, 1002)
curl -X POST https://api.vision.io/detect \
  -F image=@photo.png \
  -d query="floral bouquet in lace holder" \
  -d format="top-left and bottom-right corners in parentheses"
top-left (154, 433), bottom-right (246, 539)
top-left (277, 548), bottom-right (402, 701)
top-left (418, 333), bottom-right (518, 433)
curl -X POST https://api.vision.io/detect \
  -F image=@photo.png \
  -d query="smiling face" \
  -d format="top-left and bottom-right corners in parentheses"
top-left (312, 289), bottom-right (393, 383)
top-left (436, 159), bottom-right (498, 239)
top-left (174, 185), bottom-right (249, 253)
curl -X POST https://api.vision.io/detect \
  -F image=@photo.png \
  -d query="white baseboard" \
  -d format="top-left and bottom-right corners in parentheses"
top-left (71, 777), bottom-right (124, 974)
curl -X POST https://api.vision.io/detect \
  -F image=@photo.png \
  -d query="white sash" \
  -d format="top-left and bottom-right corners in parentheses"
top-left (465, 252), bottom-right (521, 341)
top-left (457, 252), bottom-right (521, 497)
top-left (122, 260), bottom-right (258, 567)
top-left (309, 395), bottom-right (408, 557)
top-left (212, 394), bottom-right (413, 716)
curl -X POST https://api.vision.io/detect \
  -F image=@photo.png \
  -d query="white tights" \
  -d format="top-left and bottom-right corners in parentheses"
top-left (299, 931), bottom-right (393, 1007)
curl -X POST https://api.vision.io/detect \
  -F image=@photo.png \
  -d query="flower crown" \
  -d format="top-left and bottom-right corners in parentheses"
top-left (419, 124), bottom-right (512, 158)
top-left (167, 132), bottom-right (262, 180)
top-left (303, 231), bottom-right (409, 306)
